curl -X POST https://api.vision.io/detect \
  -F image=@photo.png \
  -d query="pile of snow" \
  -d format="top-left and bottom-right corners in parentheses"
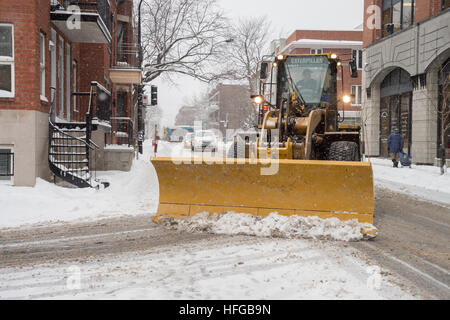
top-left (163, 212), bottom-right (376, 242)
top-left (370, 158), bottom-right (450, 205)
top-left (0, 147), bottom-right (159, 229)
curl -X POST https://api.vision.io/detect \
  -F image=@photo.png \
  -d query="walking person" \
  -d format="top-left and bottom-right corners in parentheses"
top-left (388, 129), bottom-right (404, 168)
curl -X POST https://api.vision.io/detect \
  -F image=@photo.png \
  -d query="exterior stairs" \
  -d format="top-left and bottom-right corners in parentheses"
top-left (48, 82), bottom-right (111, 189)
top-left (48, 120), bottom-right (109, 189)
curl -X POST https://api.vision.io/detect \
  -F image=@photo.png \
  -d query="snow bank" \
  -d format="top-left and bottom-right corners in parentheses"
top-left (370, 158), bottom-right (450, 205)
top-left (0, 147), bottom-right (159, 229)
top-left (163, 212), bottom-right (376, 242)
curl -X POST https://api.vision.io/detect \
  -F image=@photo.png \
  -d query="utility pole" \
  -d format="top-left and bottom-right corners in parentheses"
top-left (137, 0), bottom-right (145, 154)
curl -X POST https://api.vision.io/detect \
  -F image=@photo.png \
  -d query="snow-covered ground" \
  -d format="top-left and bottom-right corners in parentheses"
top-left (0, 142), bottom-right (159, 229)
top-left (369, 158), bottom-right (450, 206)
top-left (0, 236), bottom-right (413, 300)
top-left (0, 140), bottom-right (429, 299)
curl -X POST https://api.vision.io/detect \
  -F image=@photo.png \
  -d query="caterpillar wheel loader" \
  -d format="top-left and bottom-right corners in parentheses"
top-left (151, 53), bottom-right (376, 237)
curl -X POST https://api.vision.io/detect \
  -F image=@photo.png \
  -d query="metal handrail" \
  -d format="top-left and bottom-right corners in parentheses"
top-left (49, 120), bottom-right (98, 150)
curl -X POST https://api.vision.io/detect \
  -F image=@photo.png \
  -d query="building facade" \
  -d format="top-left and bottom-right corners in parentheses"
top-left (362, 0), bottom-right (450, 165)
top-left (208, 84), bottom-right (254, 137)
top-left (0, 0), bottom-right (142, 186)
top-left (276, 29), bottom-right (364, 125)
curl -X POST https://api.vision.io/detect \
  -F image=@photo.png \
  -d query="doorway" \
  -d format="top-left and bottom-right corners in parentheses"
top-left (379, 68), bottom-right (413, 157)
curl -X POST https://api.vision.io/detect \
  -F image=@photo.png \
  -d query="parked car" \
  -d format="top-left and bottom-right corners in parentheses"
top-left (192, 130), bottom-right (217, 152)
top-left (184, 132), bottom-right (194, 149)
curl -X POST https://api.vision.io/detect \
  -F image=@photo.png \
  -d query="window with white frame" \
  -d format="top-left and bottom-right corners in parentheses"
top-left (310, 49), bottom-right (323, 55)
top-left (0, 24), bottom-right (14, 98)
top-left (351, 85), bottom-right (362, 106)
top-left (0, 146), bottom-right (14, 184)
top-left (40, 32), bottom-right (46, 99)
top-left (352, 49), bottom-right (363, 70)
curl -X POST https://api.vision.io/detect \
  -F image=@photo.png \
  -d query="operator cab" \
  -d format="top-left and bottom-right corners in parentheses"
top-left (278, 55), bottom-right (338, 112)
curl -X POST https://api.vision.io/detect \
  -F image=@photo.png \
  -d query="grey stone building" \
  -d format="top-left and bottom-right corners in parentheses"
top-left (362, 7), bottom-right (450, 165)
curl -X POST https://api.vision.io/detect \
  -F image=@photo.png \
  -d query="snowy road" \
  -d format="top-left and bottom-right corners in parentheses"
top-left (1, 186), bottom-right (448, 299)
top-left (352, 188), bottom-right (450, 300)
top-left (0, 213), bottom-right (411, 299)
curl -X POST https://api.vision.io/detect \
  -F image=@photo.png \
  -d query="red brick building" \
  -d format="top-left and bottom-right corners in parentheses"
top-left (275, 29), bottom-right (364, 125)
top-left (0, 0), bottom-right (142, 187)
top-left (362, 0), bottom-right (449, 165)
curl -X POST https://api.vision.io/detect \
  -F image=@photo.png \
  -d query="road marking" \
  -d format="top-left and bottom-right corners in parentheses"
top-left (361, 242), bottom-right (450, 292)
top-left (0, 227), bottom-right (159, 249)
top-left (418, 258), bottom-right (450, 276)
top-left (404, 212), bottom-right (450, 229)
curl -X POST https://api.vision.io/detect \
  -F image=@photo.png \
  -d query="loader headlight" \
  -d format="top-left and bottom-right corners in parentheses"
top-left (251, 95), bottom-right (264, 104)
top-left (330, 53), bottom-right (338, 59)
top-left (276, 54), bottom-right (285, 61)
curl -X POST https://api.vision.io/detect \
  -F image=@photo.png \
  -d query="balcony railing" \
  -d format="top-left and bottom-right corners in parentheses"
top-left (86, 81), bottom-right (112, 124)
top-left (116, 42), bottom-right (140, 69)
top-left (106, 117), bottom-right (135, 147)
top-left (67, 0), bottom-right (111, 33)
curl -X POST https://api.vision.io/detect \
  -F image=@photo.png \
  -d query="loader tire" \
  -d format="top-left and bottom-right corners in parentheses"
top-left (328, 141), bottom-right (359, 161)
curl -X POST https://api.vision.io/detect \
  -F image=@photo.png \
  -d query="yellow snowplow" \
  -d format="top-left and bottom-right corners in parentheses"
top-left (151, 53), bottom-right (376, 237)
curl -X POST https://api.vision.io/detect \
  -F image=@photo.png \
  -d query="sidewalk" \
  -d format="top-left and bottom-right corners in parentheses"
top-left (369, 158), bottom-right (450, 206)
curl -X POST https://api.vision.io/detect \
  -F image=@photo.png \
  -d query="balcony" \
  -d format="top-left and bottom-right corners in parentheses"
top-left (110, 42), bottom-right (142, 85)
top-left (50, 0), bottom-right (112, 44)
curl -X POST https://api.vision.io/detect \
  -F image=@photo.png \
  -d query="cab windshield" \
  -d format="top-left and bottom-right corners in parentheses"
top-left (283, 55), bottom-right (334, 105)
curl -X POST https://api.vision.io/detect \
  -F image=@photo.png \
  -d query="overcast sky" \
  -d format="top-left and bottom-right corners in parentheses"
top-left (153, 0), bottom-right (364, 126)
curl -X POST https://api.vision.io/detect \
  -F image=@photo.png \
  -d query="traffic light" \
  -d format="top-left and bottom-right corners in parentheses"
top-left (349, 59), bottom-right (358, 78)
top-left (151, 85), bottom-right (158, 106)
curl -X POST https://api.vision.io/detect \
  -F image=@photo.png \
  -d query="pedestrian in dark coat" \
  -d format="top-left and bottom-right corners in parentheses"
top-left (388, 129), bottom-right (404, 168)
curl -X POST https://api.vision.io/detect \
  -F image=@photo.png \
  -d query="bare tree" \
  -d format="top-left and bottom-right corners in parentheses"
top-left (223, 16), bottom-right (272, 94)
top-left (437, 60), bottom-right (450, 174)
top-left (139, 0), bottom-right (230, 83)
top-left (210, 16), bottom-right (271, 130)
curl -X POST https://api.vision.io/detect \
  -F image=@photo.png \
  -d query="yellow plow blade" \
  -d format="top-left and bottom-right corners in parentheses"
top-left (151, 158), bottom-right (375, 236)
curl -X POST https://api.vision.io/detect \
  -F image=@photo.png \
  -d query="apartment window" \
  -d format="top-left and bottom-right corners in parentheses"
top-left (40, 32), bottom-right (46, 100)
top-left (310, 49), bottom-right (322, 55)
top-left (402, 0), bottom-right (414, 29)
top-left (73, 60), bottom-right (77, 112)
top-left (351, 85), bottom-right (362, 106)
top-left (117, 22), bottom-right (125, 62)
top-left (382, 0), bottom-right (415, 37)
top-left (443, 0), bottom-right (450, 10)
top-left (0, 24), bottom-right (14, 98)
top-left (0, 146), bottom-right (14, 184)
top-left (352, 49), bottom-right (363, 70)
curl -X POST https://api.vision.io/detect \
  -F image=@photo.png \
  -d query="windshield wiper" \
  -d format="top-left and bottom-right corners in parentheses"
top-left (285, 64), bottom-right (306, 106)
